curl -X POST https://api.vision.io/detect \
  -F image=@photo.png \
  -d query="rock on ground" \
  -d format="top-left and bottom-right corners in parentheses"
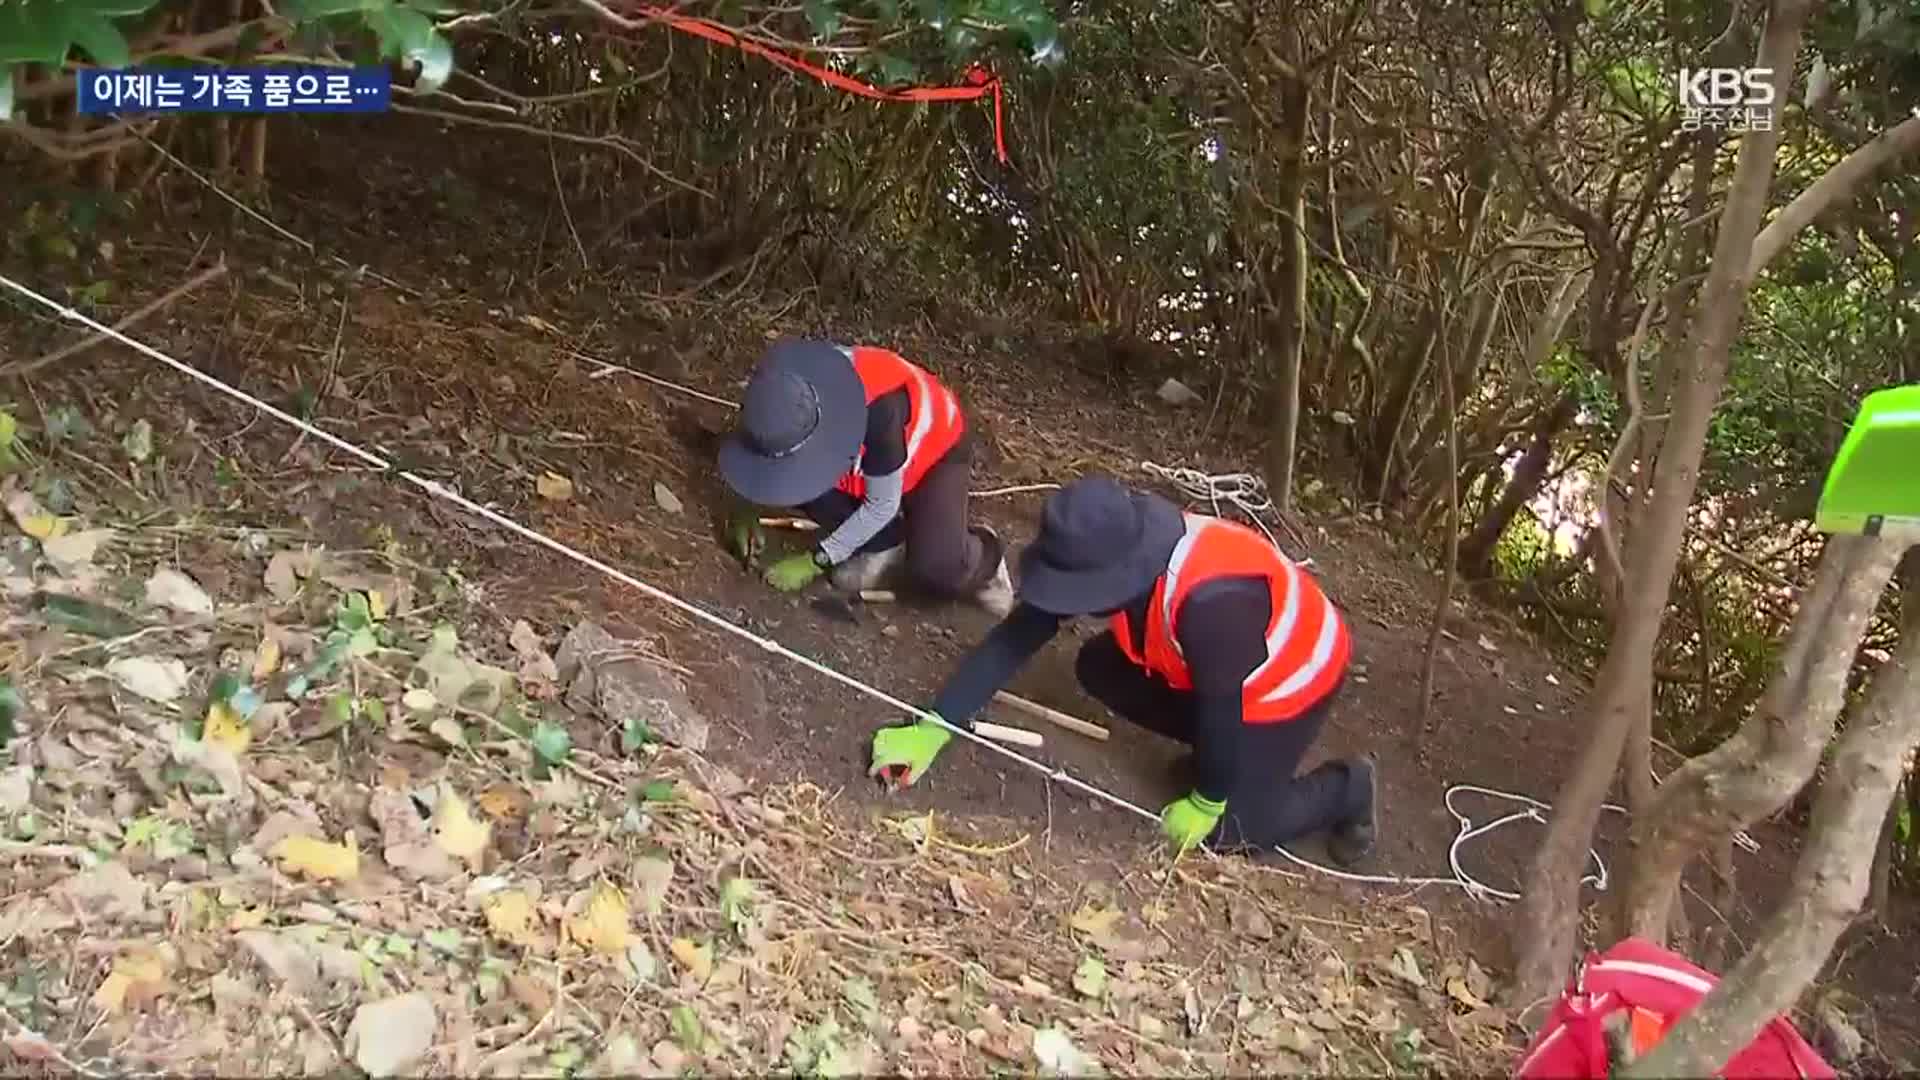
top-left (346, 992), bottom-right (438, 1077)
top-left (554, 620), bottom-right (710, 752)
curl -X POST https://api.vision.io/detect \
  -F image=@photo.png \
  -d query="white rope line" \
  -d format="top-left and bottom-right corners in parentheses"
top-left (576, 349), bottom-right (744, 409)
top-left (0, 269), bottom-right (1708, 908)
top-left (1267, 786), bottom-right (1628, 903)
top-left (0, 270), bottom-right (1155, 827)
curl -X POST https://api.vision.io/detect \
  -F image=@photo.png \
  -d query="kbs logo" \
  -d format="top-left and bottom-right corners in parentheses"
top-left (1676, 68), bottom-right (1776, 108)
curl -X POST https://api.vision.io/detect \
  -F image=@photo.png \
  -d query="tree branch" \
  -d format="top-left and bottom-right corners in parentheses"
top-left (1748, 113), bottom-right (1920, 277)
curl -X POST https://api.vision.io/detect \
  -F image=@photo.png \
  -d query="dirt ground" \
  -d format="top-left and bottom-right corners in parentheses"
top-left (3, 110), bottom-right (1917, 1071)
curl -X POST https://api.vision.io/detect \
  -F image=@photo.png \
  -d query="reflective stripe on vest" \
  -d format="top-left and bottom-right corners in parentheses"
top-left (1111, 514), bottom-right (1351, 723)
top-left (832, 345), bottom-right (965, 499)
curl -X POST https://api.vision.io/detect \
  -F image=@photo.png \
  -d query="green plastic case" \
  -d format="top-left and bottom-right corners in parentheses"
top-left (1815, 383), bottom-right (1920, 536)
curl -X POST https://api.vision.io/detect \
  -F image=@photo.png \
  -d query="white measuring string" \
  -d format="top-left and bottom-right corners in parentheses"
top-left (0, 270), bottom-right (1156, 827)
top-left (2, 268), bottom-right (1669, 906)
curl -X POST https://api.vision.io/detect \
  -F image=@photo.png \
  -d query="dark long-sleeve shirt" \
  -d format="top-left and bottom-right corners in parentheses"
top-left (812, 387), bottom-right (973, 563)
top-left (815, 389), bottom-right (909, 563)
top-left (927, 575), bottom-right (1273, 803)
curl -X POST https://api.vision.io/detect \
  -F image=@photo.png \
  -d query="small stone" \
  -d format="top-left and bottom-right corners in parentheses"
top-left (1156, 378), bottom-right (1203, 406)
top-left (345, 992), bottom-right (438, 1077)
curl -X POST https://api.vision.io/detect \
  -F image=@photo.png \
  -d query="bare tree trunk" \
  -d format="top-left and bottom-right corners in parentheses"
top-left (1418, 299), bottom-right (1463, 739)
top-left (1507, 0), bottom-right (1812, 1006)
top-left (1867, 548), bottom-right (1920, 920)
top-left (1621, 535), bottom-right (1906, 939)
top-left (1637, 128), bottom-right (1723, 502)
top-left (1265, 61), bottom-right (1312, 517)
top-left (1623, 546), bottom-right (1920, 1077)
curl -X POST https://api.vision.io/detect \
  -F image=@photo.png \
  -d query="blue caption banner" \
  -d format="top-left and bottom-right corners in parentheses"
top-left (77, 66), bottom-right (391, 115)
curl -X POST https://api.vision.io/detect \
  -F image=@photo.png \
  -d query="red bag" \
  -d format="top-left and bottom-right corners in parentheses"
top-left (1514, 937), bottom-right (1835, 1079)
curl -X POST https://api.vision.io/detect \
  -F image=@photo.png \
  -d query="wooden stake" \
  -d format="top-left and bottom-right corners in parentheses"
top-left (994, 691), bottom-right (1111, 741)
top-left (857, 589), bottom-right (897, 603)
top-left (971, 720), bottom-right (1044, 748)
top-left (760, 516), bottom-right (819, 530)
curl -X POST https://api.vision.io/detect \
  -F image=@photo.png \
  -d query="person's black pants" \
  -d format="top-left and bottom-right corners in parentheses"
top-left (1075, 631), bottom-right (1360, 851)
top-left (799, 452), bottom-right (996, 597)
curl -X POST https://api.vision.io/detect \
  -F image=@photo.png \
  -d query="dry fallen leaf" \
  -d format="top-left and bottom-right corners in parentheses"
top-left (669, 937), bottom-right (713, 981)
top-left (203, 700), bottom-right (253, 755)
top-left (107, 655), bottom-right (189, 703)
top-left (509, 620), bottom-right (559, 685)
top-left (43, 528), bottom-right (114, 575)
top-left (253, 637), bottom-right (283, 679)
top-left (507, 971), bottom-right (554, 1015)
top-left (484, 890), bottom-right (546, 949)
top-left (478, 785), bottom-right (530, 821)
top-left (145, 567), bottom-right (214, 616)
top-left (567, 883), bottom-right (633, 954)
top-left (1068, 905), bottom-right (1122, 937)
top-left (1446, 976), bottom-right (1489, 1011)
top-left (6, 489), bottom-right (64, 540)
top-left (271, 834), bottom-right (361, 881)
top-left (632, 855), bottom-right (673, 916)
top-left (536, 472), bottom-right (574, 501)
top-left (431, 788), bottom-right (492, 865)
top-left (92, 945), bottom-right (170, 1013)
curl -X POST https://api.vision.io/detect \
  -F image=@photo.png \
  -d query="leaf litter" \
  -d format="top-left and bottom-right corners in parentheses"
top-left (0, 455), bottom-right (1516, 1079)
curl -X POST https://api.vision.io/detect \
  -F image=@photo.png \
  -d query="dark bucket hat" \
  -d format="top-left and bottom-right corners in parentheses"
top-left (717, 338), bottom-right (867, 507)
top-left (1017, 473), bottom-right (1187, 616)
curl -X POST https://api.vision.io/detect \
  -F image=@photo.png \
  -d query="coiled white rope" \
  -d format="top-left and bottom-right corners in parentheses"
top-left (1139, 460), bottom-right (1306, 562)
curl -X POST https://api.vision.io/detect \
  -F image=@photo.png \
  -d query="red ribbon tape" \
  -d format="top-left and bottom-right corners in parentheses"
top-left (631, 4), bottom-right (1009, 163)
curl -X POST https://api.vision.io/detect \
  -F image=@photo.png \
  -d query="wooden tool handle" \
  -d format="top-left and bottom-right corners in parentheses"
top-left (971, 720), bottom-right (1044, 748)
top-left (993, 691), bottom-right (1111, 741)
top-left (759, 516), bottom-right (820, 530)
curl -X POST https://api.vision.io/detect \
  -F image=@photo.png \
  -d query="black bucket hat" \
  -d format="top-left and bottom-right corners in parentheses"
top-left (1017, 473), bottom-right (1186, 616)
top-left (717, 339), bottom-right (867, 507)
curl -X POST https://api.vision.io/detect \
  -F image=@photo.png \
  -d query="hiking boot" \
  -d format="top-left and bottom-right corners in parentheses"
top-left (971, 525), bottom-right (1015, 618)
top-left (829, 545), bottom-right (906, 592)
top-left (1325, 757), bottom-right (1377, 867)
top-left (975, 553), bottom-right (1015, 617)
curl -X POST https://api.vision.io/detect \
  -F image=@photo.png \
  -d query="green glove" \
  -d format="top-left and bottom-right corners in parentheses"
top-left (764, 551), bottom-right (824, 592)
top-left (1160, 792), bottom-right (1225, 854)
top-left (869, 715), bottom-right (953, 788)
top-left (728, 511), bottom-right (765, 564)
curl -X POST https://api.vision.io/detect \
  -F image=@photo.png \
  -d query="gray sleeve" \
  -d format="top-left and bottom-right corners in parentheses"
top-left (816, 467), bottom-right (904, 564)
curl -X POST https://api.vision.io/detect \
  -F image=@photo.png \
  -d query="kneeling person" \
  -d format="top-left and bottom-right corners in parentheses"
top-left (717, 338), bottom-right (1013, 616)
top-left (869, 473), bottom-right (1377, 863)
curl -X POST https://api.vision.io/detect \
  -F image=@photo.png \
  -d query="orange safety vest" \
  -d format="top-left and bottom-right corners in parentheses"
top-left (832, 346), bottom-right (966, 498)
top-left (1112, 514), bottom-right (1351, 723)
